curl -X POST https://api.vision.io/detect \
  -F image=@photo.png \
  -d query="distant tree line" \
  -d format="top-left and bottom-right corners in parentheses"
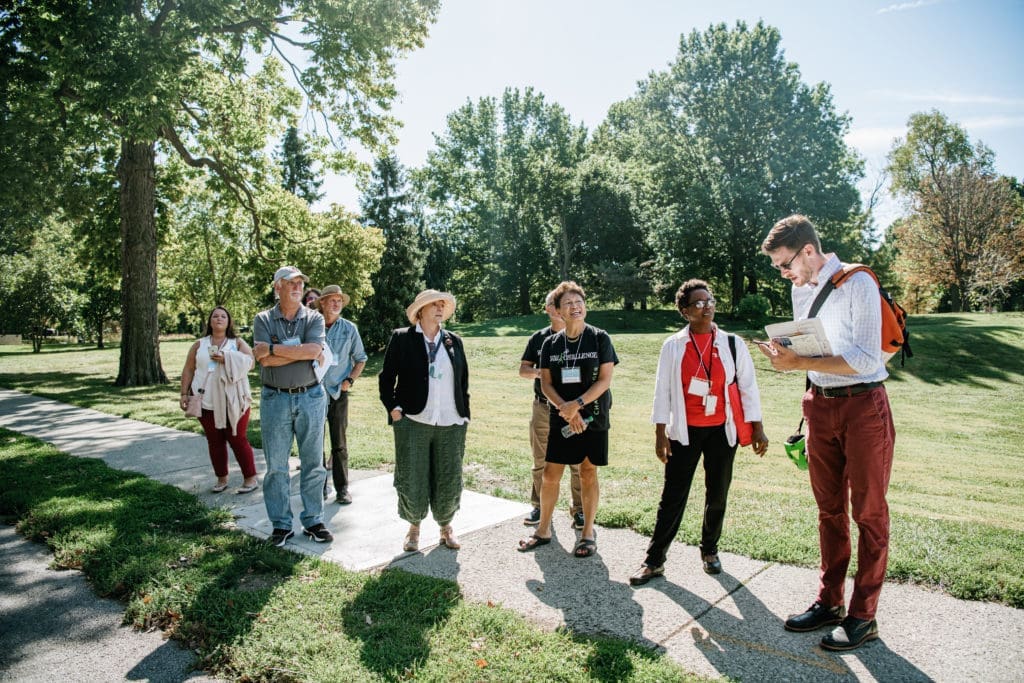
top-left (2, 13), bottom-right (1020, 375)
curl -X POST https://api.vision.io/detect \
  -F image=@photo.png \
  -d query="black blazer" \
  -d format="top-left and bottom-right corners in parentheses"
top-left (378, 326), bottom-right (470, 424)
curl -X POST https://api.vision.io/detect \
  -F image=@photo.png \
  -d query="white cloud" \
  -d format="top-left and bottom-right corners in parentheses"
top-left (868, 90), bottom-right (1024, 106)
top-left (846, 126), bottom-right (906, 155)
top-left (962, 115), bottom-right (1024, 130)
top-left (877, 0), bottom-right (943, 14)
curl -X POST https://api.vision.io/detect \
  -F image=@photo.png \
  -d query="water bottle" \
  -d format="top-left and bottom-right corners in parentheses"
top-left (561, 416), bottom-right (594, 438)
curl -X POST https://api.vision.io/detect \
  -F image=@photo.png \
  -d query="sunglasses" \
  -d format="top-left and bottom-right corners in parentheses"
top-left (772, 248), bottom-right (804, 272)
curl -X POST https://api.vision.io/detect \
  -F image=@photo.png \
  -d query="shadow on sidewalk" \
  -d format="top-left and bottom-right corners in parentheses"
top-left (523, 530), bottom-right (665, 681)
top-left (649, 572), bottom-right (930, 681)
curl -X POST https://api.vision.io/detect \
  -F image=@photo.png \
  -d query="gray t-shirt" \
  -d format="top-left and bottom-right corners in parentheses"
top-left (252, 303), bottom-right (325, 388)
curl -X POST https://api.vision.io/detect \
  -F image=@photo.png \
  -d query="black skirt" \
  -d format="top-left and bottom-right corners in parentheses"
top-left (545, 415), bottom-right (609, 466)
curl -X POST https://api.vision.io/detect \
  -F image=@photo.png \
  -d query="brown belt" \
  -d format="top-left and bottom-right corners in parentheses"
top-left (811, 382), bottom-right (883, 398)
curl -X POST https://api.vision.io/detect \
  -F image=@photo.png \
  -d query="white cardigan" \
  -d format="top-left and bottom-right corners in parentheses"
top-left (650, 325), bottom-right (763, 447)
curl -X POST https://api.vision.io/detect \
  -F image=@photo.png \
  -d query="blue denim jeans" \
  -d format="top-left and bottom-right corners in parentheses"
top-left (260, 384), bottom-right (327, 530)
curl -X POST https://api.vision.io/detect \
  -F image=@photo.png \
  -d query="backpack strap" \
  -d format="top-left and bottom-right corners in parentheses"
top-left (727, 333), bottom-right (740, 386)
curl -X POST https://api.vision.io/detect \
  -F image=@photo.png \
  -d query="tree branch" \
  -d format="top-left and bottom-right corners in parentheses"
top-left (158, 123), bottom-right (264, 253)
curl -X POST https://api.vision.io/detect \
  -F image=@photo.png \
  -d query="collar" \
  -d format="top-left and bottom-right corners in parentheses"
top-left (272, 302), bottom-right (307, 321)
top-left (415, 322), bottom-right (443, 344)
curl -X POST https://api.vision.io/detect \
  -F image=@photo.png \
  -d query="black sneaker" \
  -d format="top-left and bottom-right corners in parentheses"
top-left (572, 511), bottom-right (585, 530)
top-left (303, 523), bottom-right (334, 543)
top-left (268, 528), bottom-right (294, 547)
top-left (523, 507), bottom-right (540, 526)
top-left (784, 602), bottom-right (846, 632)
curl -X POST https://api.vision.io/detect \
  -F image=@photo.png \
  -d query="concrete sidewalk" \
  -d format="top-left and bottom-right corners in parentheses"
top-left (0, 388), bottom-right (1021, 682)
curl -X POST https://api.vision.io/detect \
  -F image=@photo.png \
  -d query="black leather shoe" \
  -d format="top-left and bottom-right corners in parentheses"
top-left (336, 489), bottom-right (352, 505)
top-left (629, 564), bottom-right (665, 586)
top-left (820, 616), bottom-right (879, 651)
top-left (701, 553), bottom-right (722, 575)
top-left (784, 602), bottom-right (846, 632)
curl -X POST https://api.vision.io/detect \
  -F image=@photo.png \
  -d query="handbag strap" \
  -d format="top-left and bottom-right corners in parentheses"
top-left (727, 333), bottom-right (739, 386)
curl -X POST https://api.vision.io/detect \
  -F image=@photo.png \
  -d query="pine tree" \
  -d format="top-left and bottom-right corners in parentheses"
top-left (359, 155), bottom-right (425, 350)
top-left (279, 127), bottom-right (324, 204)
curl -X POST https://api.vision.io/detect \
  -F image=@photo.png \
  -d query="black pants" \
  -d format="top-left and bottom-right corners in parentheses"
top-left (644, 425), bottom-right (737, 567)
top-left (324, 391), bottom-right (350, 494)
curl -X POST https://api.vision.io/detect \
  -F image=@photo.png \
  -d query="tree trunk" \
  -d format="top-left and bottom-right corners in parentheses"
top-left (115, 138), bottom-right (167, 386)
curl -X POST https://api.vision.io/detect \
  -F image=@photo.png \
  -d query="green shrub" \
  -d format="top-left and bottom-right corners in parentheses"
top-left (735, 294), bottom-right (771, 325)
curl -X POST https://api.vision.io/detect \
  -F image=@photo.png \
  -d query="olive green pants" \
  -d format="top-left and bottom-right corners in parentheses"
top-left (392, 418), bottom-right (467, 526)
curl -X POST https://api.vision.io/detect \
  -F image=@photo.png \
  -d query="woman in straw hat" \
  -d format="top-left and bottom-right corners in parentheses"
top-left (378, 289), bottom-right (470, 552)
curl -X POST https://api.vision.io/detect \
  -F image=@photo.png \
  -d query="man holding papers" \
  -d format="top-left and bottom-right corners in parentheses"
top-left (759, 214), bottom-right (895, 652)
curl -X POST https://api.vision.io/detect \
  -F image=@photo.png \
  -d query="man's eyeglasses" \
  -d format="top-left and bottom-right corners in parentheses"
top-left (688, 299), bottom-right (716, 310)
top-left (772, 248), bottom-right (804, 272)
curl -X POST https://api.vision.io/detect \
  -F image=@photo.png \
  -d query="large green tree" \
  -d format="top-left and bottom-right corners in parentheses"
top-left (1, 0), bottom-right (438, 384)
top-left (595, 21), bottom-right (862, 309)
top-left (887, 110), bottom-right (1023, 312)
top-left (421, 87), bottom-right (587, 318)
top-left (359, 154), bottom-right (425, 350)
top-left (279, 126), bottom-right (324, 205)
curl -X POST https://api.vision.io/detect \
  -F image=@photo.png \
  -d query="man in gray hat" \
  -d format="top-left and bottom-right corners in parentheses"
top-left (252, 266), bottom-right (333, 546)
top-left (313, 284), bottom-right (367, 505)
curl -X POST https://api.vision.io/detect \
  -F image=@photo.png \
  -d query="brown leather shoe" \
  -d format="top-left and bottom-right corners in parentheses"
top-left (629, 564), bottom-right (665, 586)
top-left (403, 525), bottom-right (420, 552)
top-left (440, 525), bottom-right (461, 549)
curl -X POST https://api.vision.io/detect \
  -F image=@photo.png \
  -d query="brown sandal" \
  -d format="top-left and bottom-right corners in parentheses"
top-left (403, 525), bottom-right (420, 552)
top-left (440, 525), bottom-right (461, 549)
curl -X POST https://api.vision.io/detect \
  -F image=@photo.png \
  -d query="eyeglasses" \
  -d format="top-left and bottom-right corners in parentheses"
top-left (688, 299), bottom-right (716, 310)
top-left (772, 248), bottom-right (804, 272)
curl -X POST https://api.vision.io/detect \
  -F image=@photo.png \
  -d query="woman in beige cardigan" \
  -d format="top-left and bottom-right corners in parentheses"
top-left (180, 306), bottom-right (259, 494)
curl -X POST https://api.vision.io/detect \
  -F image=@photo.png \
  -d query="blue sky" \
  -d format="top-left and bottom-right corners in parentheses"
top-left (324, 0), bottom-right (1024, 227)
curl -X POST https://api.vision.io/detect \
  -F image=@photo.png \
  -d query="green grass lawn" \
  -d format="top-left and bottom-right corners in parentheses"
top-left (1, 311), bottom-right (1022, 607)
top-left (0, 431), bottom-right (701, 682)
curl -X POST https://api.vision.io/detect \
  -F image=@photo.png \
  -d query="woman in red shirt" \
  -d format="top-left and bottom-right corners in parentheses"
top-left (630, 280), bottom-right (768, 585)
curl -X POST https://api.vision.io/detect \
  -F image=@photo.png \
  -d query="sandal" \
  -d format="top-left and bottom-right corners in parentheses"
top-left (440, 525), bottom-right (461, 549)
top-left (211, 482), bottom-right (229, 493)
top-left (235, 483), bottom-right (259, 494)
top-left (403, 525), bottom-right (420, 552)
top-left (517, 534), bottom-right (552, 552)
top-left (573, 537), bottom-right (597, 558)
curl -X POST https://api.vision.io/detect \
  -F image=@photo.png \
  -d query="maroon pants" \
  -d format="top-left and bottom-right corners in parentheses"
top-left (803, 385), bottom-right (894, 621)
top-left (198, 408), bottom-right (257, 479)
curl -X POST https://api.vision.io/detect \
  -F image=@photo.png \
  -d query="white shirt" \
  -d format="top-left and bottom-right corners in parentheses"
top-left (191, 337), bottom-right (238, 410)
top-left (650, 325), bottom-right (762, 447)
top-left (792, 254), bottom-right (888, 387)
top-left (405, 324), bottom-right (468, 427)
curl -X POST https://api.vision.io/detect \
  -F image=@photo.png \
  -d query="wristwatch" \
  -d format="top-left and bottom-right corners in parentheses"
top-left (345, 376), bottom-right (355, 385)
top-left (576, 397), bottom-right (585, 408)
top-left (269, 343), bottom-right (275, 356)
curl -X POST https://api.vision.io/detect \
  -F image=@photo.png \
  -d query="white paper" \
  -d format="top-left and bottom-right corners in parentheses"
top-left (764, 319), bottom-right (833, 357)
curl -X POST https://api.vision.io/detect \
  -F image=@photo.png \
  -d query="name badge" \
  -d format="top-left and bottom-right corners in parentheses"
top-left (281, 336), bottom-right (301, 346)
top-left (704, 394), bottom-right (718, 416)
top-left (562, 367), bottom-right (582, 384)
top-left (688, 377), bottom-right (710, 397)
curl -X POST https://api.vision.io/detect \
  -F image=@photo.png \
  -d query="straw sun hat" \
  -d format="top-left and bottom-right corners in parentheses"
top-left (406, 289), bottom-right (456, 325)
top-left (312, 284), bottom-right (350, 309)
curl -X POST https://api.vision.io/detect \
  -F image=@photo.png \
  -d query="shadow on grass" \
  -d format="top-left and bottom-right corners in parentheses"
top-left (340, 568), bottom-right (459, 678)
top-left (887, 315), bottom-right (1024, 387)
top-left (0, 431), bottom-right (301, 676)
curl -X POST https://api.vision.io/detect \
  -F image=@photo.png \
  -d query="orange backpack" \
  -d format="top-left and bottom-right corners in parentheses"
top-left (808, 264), bottom-right (913, 366)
